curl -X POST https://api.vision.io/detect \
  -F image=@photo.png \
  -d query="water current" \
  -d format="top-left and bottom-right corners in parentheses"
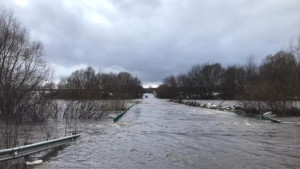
top-left (36, 94), bottom-right (300, 169)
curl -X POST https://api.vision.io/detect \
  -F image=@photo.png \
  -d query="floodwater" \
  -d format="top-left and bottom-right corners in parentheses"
top-left (36, 94), bottom-right (300, 169)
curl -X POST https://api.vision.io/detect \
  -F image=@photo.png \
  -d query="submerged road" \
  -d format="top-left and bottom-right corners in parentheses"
top-left (37, 94), bottom-right (300, 169)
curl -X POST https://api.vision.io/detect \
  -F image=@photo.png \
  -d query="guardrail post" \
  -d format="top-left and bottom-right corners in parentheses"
top-left (24, 142), bottom-right (32, 161)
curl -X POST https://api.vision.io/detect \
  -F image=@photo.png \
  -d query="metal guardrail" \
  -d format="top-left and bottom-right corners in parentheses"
top-left (114, 103), bottom-right (136, 123)
top-left (0, 134), bottom-right (80, 162)
top-left (261, 115), bottom-right (281, 123)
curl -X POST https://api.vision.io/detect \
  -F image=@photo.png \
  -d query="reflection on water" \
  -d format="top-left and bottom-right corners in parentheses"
top-left (30, 94), bottom-right (300, 169)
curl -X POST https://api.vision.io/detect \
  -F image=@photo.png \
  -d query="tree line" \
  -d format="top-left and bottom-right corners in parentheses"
top-left (56, 67), bottom-right (144, 99)
top-left (156, 40), bottom-right (300, 116)
top-left (156, 60), bottom-right (252, 99)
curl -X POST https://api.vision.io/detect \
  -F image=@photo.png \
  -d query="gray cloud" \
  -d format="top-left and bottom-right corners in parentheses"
top-left (2, 0), bottom-right (300, 87)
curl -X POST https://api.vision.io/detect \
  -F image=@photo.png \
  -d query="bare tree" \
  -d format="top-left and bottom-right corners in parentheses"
top-left (288, 36), bottom-right (300, 61)
top-left (239, 51), bottom-right (300, 116)
top-left (245, 55), bottom-right (258, 84)
top-left (0, 9), bottom-right (50, 148)
top-left (187, 63), bottom-right (223, 98)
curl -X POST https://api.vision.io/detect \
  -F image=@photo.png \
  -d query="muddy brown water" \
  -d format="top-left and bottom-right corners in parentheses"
top-left (29, 94), bottom-right (300, 168)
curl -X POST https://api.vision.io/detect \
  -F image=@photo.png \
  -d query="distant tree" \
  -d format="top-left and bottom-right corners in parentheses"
top-left (176, 73), bottom-right (193, 98)
top-left (200, 63), bottom-right (223, 98)
top-left (188, 63), bottom-right (223, 98)
top-left (220, 66), bottom-right (247, 99)
top-left (58, 68), bottom-right (143, 99)
top-left (288, 36), bottom-right (300, 61)
top-left (240, 51), bottom-right (300, 116)
top-left (162, 75), bottom-right (178, 98)
top-left (58, 67), bottom-right (99, 89)
top-left (221, 66), bottom-right (238, 99)
top-left (245, 55), bottom-right (258, 84)
top-left (156, 84), bottom-right (173, 98)
top-left (163, 75), bottom-right (177, 88)
top-left (259, 51), bottom-right (298, 99)
top-left (188, 65), bottom-right (203, 89)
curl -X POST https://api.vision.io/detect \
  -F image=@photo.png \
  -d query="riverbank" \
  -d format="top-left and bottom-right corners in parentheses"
top-left (172, 99), bottom-right (300, 123)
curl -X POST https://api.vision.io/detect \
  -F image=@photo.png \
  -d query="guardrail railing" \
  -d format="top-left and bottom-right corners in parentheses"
top-left (114, 103), bottom-right (136, 123)
top-left (0, 134), bottom-right (80, 162)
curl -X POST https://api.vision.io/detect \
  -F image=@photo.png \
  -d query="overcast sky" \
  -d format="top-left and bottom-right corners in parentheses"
top-left (2, 0), bottom-right (300, 87)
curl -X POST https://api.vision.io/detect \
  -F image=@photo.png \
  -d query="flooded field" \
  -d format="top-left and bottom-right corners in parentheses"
top-left (29, 94), bottom-right (300, 169)
top-left (0, 99), bottom-right (128, 149)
